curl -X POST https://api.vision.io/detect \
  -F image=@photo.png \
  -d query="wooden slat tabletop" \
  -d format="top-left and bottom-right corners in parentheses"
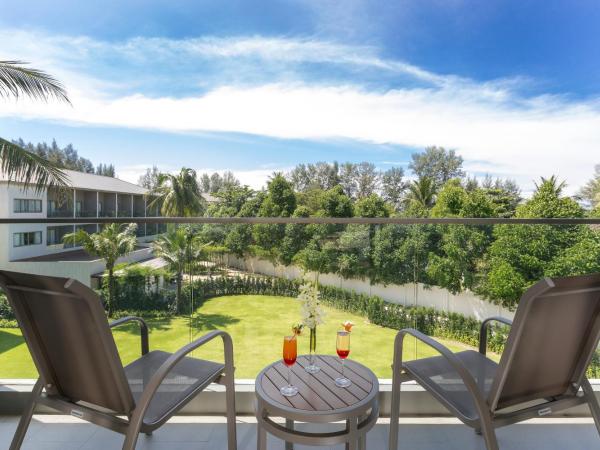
top-left (257, 355), bottom-right (377, 413)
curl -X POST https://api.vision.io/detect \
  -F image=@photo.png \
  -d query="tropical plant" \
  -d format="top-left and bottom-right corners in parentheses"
top-left (64, 223), bottom-right (138, 314)
top-left (405, 176), bottom-right (437, 210)
top-left (152, 227), bottom-right (208, 312)
top-left (150, 167), bottom-right (204, 217)
top-left (0, 61), bottom-right (70, 192)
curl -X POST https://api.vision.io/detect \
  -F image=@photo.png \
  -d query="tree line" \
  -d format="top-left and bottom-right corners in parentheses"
top-left (12, 138), bottom-right (116, 177)
top-left (135, 147), bottom-right (600, 310)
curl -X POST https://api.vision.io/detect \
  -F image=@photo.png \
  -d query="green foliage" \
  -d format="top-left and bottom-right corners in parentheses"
top-left (0, 290), bottom-right (14, 321)
top-left (354, 194), bottom-right (390, 218)
top-left (153, 227), bottom-right (208, 312)
top-left (409, 146), bottom-right (465, 188)
top-left (107, 265), bottom-right (172, 312)
top-left (151, 167), bottom-right (204, 217)
top-left (545, 229), bottom-right (600, 277)
top-left (64, 223), bottom-right (138, 314)
top-left (478, 178), bottom-right (586, 308)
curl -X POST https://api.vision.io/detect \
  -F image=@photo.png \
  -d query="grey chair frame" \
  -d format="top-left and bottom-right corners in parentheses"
top-left (0, 271), bottom-right (237, 450)
top-left (389, 275), bottom-right (600, 450)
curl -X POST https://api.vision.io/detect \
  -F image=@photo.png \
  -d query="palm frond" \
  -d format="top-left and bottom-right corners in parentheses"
top-left (0, 137), bottom-right (70, 193)
top-left (0, 61), bottom-right (70, 103)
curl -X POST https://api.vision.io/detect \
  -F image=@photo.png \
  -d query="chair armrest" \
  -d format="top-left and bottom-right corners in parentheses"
top-left (394, 328), bottom-right (490, 421)
top-left (109, 316), bottom-right (149, 356)
top-left (129, 330), bottom-right (234, 429)
top-left (479, 316), bottom-right (513, 355)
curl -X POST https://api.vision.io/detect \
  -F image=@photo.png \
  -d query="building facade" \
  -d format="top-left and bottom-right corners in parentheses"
top-left (0, 170), bottom-right (165, 286)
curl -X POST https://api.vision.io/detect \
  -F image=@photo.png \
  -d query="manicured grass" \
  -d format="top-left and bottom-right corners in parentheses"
top-left (0, 295), bottom-right (482, 379)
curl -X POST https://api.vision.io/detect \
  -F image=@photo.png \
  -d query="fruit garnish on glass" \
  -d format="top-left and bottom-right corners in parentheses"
top-left (341, 321), bottom-right (355, 332)
top-left (292, 323), bottom-right (304, 338)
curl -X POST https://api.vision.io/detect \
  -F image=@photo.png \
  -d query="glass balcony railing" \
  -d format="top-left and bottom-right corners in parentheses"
top-left (47, 209), bottom-right (73, 218)
top-left (1, 217), bottom-right (599, 381)
top-left (76, 210), bottom-right (98, 218)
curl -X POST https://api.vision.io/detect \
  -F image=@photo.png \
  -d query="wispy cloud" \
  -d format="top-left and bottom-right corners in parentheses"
top-left (0, 30), bottom-right (598, 193)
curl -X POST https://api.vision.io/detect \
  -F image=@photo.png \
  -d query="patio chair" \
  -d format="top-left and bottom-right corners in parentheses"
top-left (389, 273), bottom-right (600, 450)
top-left (0, 270), bottom-right (237, 450)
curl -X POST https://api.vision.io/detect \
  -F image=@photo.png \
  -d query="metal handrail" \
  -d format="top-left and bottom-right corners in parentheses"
top-left (1, 217), bottom-right (599, 225)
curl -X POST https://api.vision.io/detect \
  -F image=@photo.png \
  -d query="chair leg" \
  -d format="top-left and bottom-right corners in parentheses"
top-left (9, 378), bottom-right (43, 450)
top-left (122, 426), bottom-right (141, 450)
top-left (582, 377), bottom-right (600, 437)
top-left (224, 370), bottom-right (237, 450)
top-left (389, 376), bottom-right (401, 450)
top-left (479, 414), bottom-right (499, 450)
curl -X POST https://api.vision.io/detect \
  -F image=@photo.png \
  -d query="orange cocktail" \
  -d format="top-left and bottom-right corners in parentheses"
top-left (281, 336), bottom-right (299, 397)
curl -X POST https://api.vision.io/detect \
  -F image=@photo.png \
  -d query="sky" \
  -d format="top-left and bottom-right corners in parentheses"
top-left (1, 0), bottom-right (599, 194)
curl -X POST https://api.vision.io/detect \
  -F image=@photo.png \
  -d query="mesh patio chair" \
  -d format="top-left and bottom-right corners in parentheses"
top-left (389, 273), bottom-right (600, 450)
top-left (0, 270), bottom-right (237, 450)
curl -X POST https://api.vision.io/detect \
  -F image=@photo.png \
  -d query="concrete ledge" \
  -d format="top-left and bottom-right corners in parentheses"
top-left (1, 380), bottom-right (600, 417)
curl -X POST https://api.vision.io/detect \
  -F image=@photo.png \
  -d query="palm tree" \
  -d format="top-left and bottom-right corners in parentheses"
top-left (152, 227), bottom-right (207, 312)
top-left (405, 176), bottom-right (437, 210)
top-left (64, 223), bottom-right (138, 315)
top-left (534, 175), bottom-right (567, 196)
top-left (149, 168), bottom-right (204, 217)
top-left (1, 61), bottom-right (70, 191)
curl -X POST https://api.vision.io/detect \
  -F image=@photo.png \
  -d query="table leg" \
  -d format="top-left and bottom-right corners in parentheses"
top-left (358, 415), bottom-right (366, 450)
top-left (257, 422), bottom-right (267, 450)
top-left (346, 417), bottom-right (358, 450)
top-left (285, 419), bottom-right (294, 450)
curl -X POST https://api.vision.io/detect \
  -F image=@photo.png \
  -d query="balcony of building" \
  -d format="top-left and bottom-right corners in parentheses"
top-left (75, 189), bottom-right (98, 218)
top-left (46, 188), bottom-right (73, 218)
top-left (98, 192), bottom-right (117, 218)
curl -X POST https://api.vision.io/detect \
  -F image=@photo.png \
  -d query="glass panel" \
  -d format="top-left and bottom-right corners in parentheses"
top-left (1, 218), bottom-right (600, 382)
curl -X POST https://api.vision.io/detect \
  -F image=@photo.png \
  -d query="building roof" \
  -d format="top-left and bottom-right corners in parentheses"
top-left (62, 170), bottom-right (148, 194)
top-left (0, 169), bottom-right (148, 195)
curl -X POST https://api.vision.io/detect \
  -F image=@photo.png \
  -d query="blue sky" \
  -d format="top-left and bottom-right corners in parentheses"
top-left (1, 0), bottom-right (599, 192)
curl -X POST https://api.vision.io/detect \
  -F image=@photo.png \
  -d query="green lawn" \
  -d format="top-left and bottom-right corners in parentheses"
top-left (0, 295), bottom-right (482, 379)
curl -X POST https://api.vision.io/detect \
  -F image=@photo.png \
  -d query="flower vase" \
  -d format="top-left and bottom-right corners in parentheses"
top-left (305, 326), bottom-right (320, 373)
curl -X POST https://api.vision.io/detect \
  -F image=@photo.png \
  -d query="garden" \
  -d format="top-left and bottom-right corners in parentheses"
top-left (0, 293), bottom-right (476, 379)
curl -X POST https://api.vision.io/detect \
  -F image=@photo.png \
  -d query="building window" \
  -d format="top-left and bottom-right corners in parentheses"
top-left (14, 199), bottom-right (42, 213)
top-left (13, 231), bottom-right (42, 247)
top-left (47, 226), bottom-right (75, 247)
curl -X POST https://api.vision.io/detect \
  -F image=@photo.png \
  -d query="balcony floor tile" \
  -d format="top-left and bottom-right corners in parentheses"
top-left (0, 416), bottom-right (596, 449)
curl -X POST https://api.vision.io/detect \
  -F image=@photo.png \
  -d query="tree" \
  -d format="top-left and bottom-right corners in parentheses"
top-left (199, 171), bottom-right (240, 194)
top-left (152, 227), bottom-right (207, 312)
top-left (339, 162), bottom-right (358, 198)
top-left (481, 176), bottom-right (521, 218)
top-left (150, 168), bottom-right (204, 217)
top-left (64, 223), bottom-right (137, 314)
top-left (1, 61), bottom-right (70, 192)
top-left (576, 164), bottom-right (600, 209)
top-left (96, 163), bottom-right (116, 177)
top-left (409, 146), bottom-right (465, 188)
top-left (404, 177), bottom-right (437, 212)
top-left (428, 181), bottom-right (496, 293)
top-left (546, 229), bottom-right (600, 277)
top-left (288, 162), bottom-right (340, 192)
top-left (13, 139), bottom-right (99, 174)
top-left (382, 167), bottom-right (407, 210)
top-left (253, 173), bottom-right (297, 255)
top-left (355, 162), bottom-right (380, 199)
top-left (354, 194), bottom-right (390, 218)
top-left (479, 176), bottom-right (585, 308)
top-left (138, 166), bottom-right (161, 190)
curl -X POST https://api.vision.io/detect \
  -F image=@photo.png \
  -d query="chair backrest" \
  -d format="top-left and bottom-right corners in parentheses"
top-left (0, 270), bottom-right (135, 414)
top-left (489, 273), bottom-right (600, 411)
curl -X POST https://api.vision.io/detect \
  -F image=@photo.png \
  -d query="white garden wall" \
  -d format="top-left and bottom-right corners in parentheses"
top-left (225, 255), bottom-right (514, 321)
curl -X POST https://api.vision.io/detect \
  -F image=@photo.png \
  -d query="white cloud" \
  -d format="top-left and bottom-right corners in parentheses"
top-left (1, 30), bottom-right (599, 194)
